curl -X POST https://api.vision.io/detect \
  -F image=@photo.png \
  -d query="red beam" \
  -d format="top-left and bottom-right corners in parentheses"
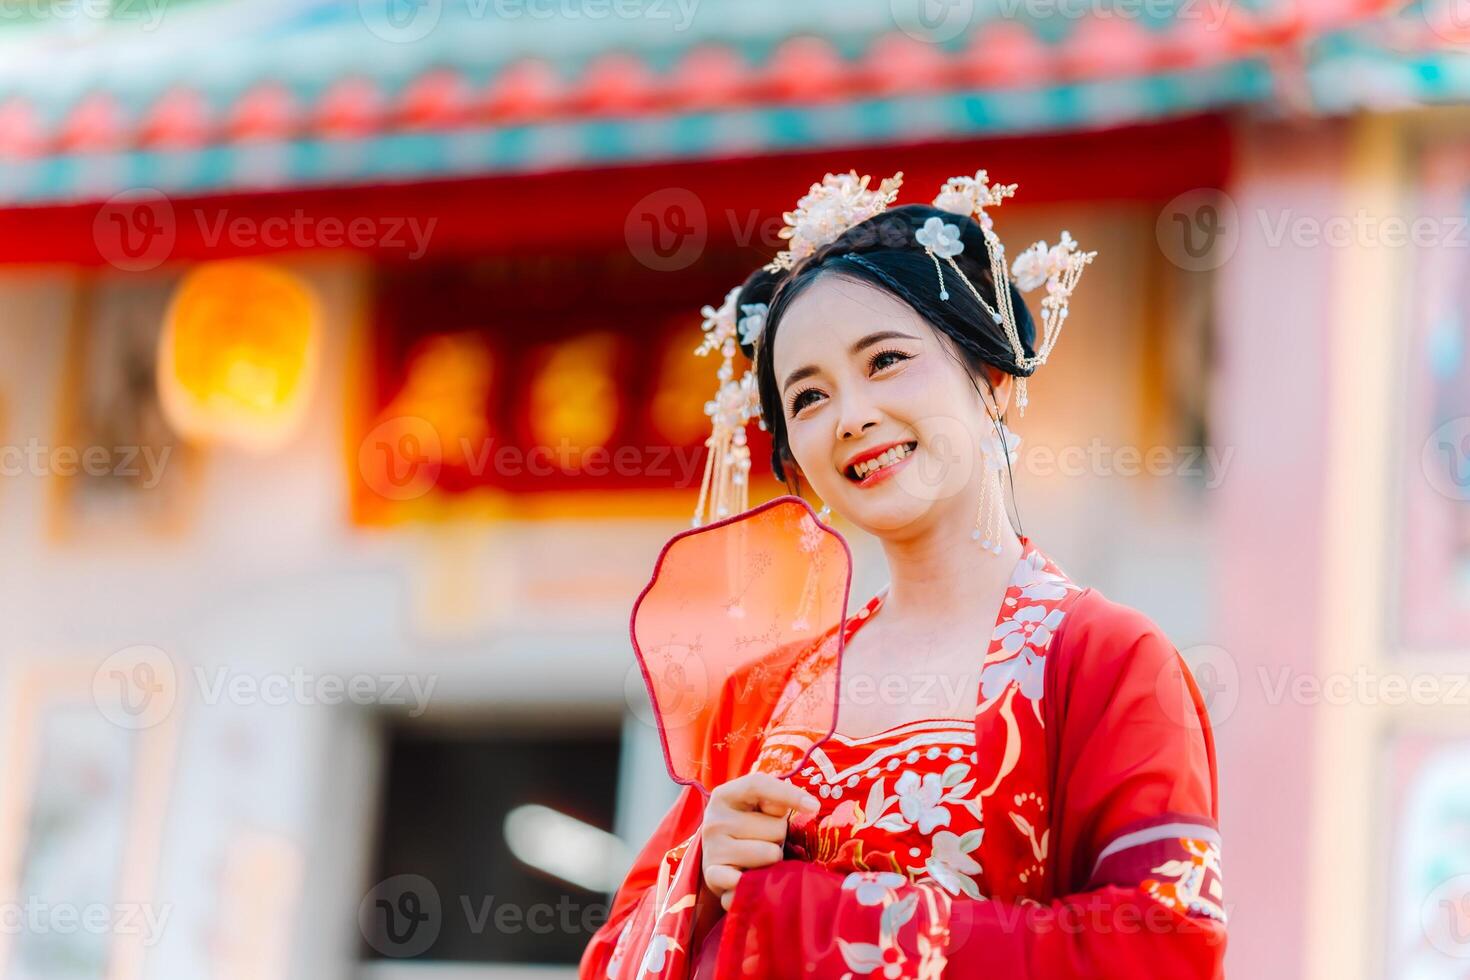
top-left (0, 113), bottom-right (1231, 267)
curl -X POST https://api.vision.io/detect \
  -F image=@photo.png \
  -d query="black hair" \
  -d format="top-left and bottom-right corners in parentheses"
top-left (744, 204), bottom-right (1037, 500)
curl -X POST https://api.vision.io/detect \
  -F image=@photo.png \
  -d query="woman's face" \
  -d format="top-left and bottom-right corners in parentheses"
top-left (772, 273), bottom-right (1008, 537)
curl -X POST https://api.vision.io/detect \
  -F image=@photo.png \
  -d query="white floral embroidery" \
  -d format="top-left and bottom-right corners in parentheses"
top-left (926, 829), bottom-right (984, 899)
top-left (638, 933), bottom-right (672, 977)
top-left (1012, 550), bottom-right (1071, 602)
top-left (837, 880), bottom-right (923, 978)
top-left (844, 870), bottom-right (908, 906)
top-left (993, 604), bottom-right (1066, 656)
top-left (856, 761), bottom-right (978, 841)
top-left (896, 771), bottom-right (951, 835)
top-left (606, 919), bottom-right (633, 979)
top-left (980, 647), bottom-right (1045, 701)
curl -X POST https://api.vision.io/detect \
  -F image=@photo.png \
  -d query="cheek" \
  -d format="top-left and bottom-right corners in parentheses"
top-left (877, 360), bottom-right (959, 416)
top-left (885, 367), bottom-right (937, 401)
top-left (785, 421), bottom-right (832, 476)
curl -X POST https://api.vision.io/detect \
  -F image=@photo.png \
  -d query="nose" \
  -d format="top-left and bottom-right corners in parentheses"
top-left (836, 392), bottom-right (882, 442)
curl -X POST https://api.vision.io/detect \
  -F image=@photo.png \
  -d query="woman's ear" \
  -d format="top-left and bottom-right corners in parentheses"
top-left (977, 364), bottom-right (1013, 419)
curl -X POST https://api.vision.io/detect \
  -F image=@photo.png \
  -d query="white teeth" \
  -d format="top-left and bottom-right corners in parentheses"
top-left (851, 442), bottom-right (914, 479)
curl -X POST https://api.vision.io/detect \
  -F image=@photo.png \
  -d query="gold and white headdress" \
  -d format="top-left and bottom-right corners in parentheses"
top-left (691, 285), bottom-right (762, 527)
top-left (690, 168), bottom-right (1096, 527)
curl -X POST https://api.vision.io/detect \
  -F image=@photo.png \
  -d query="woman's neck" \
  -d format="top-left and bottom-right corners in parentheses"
top-left (876, 509), bottom-right (1024, 627)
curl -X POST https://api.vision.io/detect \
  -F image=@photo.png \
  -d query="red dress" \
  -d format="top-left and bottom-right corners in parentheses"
top-left (780, 715), bottom-right (986, 896)
top-left (582, 496), bottom-right (1226, 980)
top-left (766, 586), bottom-right (989, 901)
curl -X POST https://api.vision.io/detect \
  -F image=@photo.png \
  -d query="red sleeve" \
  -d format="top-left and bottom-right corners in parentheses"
top-left (947, 589), bottom-right (1227, 977)
top-left (579, 784), bottom-right (707, 980)
top-left (709, 589), bottom-right (1227, 980)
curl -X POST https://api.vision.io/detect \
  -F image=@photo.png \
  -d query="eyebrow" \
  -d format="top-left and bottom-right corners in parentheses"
top-left (781, 330), bottom-right (921, 393)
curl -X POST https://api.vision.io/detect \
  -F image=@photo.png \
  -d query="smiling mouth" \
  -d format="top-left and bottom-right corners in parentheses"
top-left (845, 441), bottom-right (918, 482)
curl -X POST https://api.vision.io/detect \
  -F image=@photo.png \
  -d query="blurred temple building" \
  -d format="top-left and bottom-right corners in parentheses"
top-left (0, 1), bottom-right (1466, 978)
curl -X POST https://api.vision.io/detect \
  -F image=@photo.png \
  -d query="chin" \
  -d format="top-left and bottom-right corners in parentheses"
top-left (840, 492), bottom-right (936, 537)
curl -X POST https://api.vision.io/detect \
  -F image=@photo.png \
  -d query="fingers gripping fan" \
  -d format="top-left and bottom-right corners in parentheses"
top-left (629, 497), bottom-right (855, 796)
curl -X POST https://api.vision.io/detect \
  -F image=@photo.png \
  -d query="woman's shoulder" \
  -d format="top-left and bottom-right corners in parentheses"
top-left (1057, 584), bottom-right (1171, 640)
top-left (1049, 584), bottom-right (1184, 691)
top-left (1045, 584), bottom-right (1217, 793)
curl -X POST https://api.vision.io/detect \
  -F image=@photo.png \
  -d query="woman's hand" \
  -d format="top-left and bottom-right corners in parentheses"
top-left (701, 772), bottom-right (820, 911)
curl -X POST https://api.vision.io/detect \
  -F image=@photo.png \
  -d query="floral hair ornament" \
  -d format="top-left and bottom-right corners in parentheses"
top-left (930, 170), bottom-right (1098, 416)
top-left (765, 170), bottom-right (905, 273)
top-left (692, 285), bottom-right (761, 527)
top-left (914, 216), bottom-right (965, 301)
top-left (736, 303), bottom-right (768, 348)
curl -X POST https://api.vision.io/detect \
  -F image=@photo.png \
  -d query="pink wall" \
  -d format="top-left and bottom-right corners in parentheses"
top-left (1212, 117), bottom-right (1349, 977)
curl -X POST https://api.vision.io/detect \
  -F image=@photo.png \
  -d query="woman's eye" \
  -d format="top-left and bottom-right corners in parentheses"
top-left (789, 388), bottom-right (822, 415)
top-left (869, 349), bottom-right (911, 373)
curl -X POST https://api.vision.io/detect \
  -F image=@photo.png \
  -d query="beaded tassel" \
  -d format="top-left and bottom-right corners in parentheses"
top-left (693, 289), bottom-right (760, 528)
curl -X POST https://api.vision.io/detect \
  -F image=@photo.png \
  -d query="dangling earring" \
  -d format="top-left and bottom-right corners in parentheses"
top-left (971, 457), bottom-right (1004, 555)
top-left (972, 414), bottom-right (1020, 556)
top-left (816, 500), bottom-right (831, 523)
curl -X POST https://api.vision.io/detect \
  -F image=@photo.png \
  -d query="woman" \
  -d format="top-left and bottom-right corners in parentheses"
top-left (580, 171), bottom-right (1226, 979)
